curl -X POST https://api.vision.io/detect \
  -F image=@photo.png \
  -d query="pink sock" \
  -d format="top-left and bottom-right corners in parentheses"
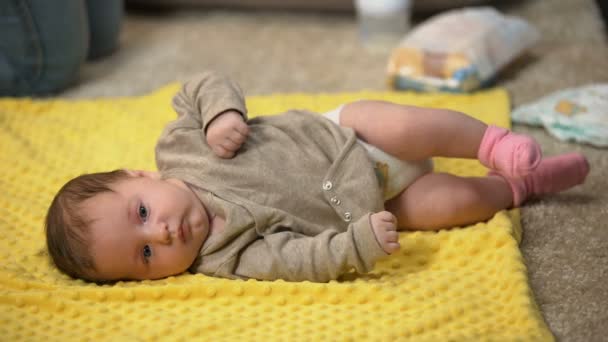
top-left (490, 153), bottom-right (590, 207)
top-left (478, 125), bottom-right (542, 177)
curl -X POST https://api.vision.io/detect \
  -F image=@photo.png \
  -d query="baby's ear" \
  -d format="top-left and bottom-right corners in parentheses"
top-left (124, 169), bottom-right (161, 179)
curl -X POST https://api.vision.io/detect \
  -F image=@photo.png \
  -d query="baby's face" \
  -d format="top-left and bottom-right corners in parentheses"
top-left (82, 171), bottom-right (210, 281)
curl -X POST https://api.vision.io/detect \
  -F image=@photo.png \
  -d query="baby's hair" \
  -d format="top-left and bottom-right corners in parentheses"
top-left (45, 169), bottom-right (130, 282)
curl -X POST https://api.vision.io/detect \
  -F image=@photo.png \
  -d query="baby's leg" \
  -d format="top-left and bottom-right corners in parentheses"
top-left (340, 100), bottom-right (541, 177)
top-left (386, 152), bottom-right (589, 230)
top-left (385, 173), bottom-right (513, 230)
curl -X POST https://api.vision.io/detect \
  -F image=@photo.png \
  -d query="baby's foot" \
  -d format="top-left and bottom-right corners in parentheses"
top-left (490, 152), bottom-right (590, 207)
top-left (478, 125), bottom-right (542, 177)
top-left (370, 211), bottom-right (400, 254)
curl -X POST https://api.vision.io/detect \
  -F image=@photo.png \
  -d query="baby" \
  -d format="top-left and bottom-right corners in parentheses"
top-left (45, 71), bottom-right (590, 283)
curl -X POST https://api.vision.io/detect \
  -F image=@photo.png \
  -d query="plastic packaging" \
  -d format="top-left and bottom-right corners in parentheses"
top-left (387, 7), bottom-right (539, 92)
top-left (512, 84), bottom-right (608, 147)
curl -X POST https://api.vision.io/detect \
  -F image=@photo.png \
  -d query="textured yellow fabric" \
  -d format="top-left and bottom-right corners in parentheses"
top-left (0, 86), bottom-right (553, 341)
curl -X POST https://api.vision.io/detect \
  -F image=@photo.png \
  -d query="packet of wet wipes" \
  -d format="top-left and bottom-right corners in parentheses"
top-left (387, 7), bottom-right (539, 92)
top-left (512, 84), bottom-right (608, 147)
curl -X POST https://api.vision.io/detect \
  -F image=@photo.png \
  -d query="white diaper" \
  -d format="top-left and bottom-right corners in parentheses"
top-left (323, 106), bottom-right (433, 200)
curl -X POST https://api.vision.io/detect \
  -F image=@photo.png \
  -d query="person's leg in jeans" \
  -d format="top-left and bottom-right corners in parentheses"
top-left (0, 0), bottom-right (88, 96)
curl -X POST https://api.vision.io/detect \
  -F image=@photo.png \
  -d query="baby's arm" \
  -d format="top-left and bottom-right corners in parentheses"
top-left (232, 213), bottom-right (393, 282)
top-left (339, 100), bottom-right (487, 161)
top-left (172, 71), bottom-right (249, 158)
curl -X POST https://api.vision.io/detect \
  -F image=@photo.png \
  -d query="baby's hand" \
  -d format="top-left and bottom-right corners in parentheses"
top-left (370, 211), bottom-right (400, 254)
top-left (206, 110), bottom-right (249, 158)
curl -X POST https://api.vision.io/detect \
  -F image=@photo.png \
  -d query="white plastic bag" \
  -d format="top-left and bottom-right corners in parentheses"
top-left (387, 7), bottom-right (539, 92)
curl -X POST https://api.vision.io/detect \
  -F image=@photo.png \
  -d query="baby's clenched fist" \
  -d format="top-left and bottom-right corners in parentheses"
top-left (206, 110), bottom-right (249, 159)
top-left (370, 211), bottom-right (400, 254)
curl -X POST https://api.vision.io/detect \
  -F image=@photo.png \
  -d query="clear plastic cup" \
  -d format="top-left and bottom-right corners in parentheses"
top-left (355, 0), bottom-right (412, 51)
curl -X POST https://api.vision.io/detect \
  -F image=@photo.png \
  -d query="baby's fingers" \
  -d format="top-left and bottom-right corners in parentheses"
top-left (220, 138), bottom-right (241, 152)
top-left (375, 211), bottom-right (397, 224)
top-left (211, 144), bottom-right (235, 159)
top-left (229, 128), bottom-right (248, 145)
top-left (385, 230), bottom-right (399, 242)
top-left (384, 242), bottom-right (401, 254)
top-left (234, 121), bottom-right (250, 136)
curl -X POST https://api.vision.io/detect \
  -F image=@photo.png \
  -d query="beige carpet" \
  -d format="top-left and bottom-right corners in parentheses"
top-left (61, 0), bottom-right (607, 340)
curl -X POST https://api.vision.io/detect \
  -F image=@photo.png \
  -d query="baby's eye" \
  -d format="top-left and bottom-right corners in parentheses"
top-left (138, 204), bottom-right (148, 222)
top-left (143, 245), bottom-right (153, 261)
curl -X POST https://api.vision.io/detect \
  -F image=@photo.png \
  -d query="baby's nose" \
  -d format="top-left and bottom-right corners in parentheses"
top-left (150, 222), bottom-right (171, 244)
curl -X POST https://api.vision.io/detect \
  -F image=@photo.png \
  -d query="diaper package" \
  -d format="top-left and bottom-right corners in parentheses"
top-left (512, 84), bottom-right (608, 147)
top-left (387, 7), bottom-right (539, 92)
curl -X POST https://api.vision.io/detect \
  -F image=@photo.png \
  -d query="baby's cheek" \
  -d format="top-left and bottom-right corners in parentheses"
top-left (177, 247), bottom-right (199, 270)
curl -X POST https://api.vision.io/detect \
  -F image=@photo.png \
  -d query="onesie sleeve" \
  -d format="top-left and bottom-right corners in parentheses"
top-left (231, 213), bottom-right (389, 282)
top-left (171, 71), bottom-right (248, 133)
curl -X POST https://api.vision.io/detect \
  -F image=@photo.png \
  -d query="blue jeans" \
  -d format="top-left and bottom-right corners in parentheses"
top-left (0, 0), bottom-right (123, 96)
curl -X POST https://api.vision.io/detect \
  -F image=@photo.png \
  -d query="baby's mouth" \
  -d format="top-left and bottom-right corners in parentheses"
top-left (178, 222), bottom-right (190, 243)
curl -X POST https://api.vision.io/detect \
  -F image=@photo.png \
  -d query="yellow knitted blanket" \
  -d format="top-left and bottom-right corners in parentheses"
top-left (0, 85), bottom-right (553, 341)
